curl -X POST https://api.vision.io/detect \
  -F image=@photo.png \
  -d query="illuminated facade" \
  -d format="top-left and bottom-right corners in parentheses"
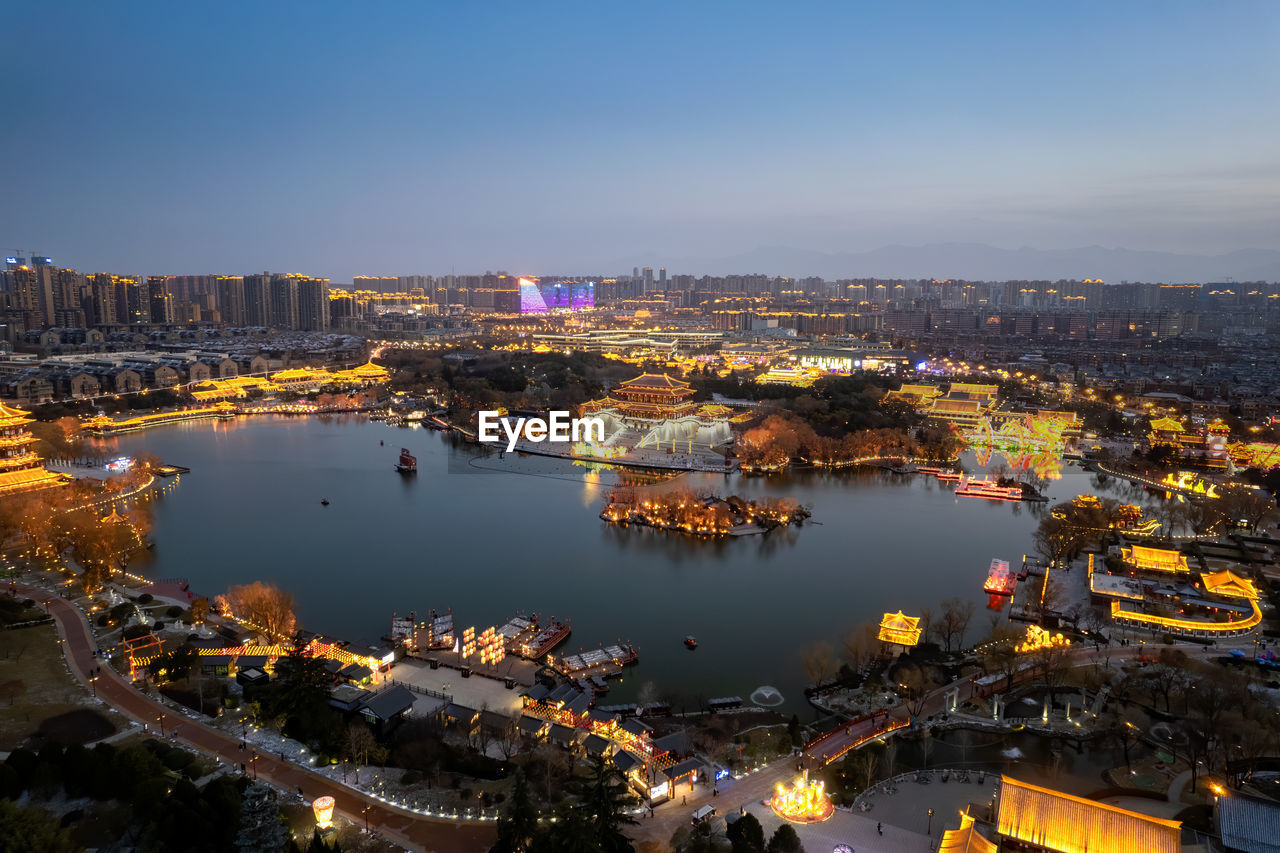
top-left (922, 382), bottom-right (1000, 428)
top-left (0, 401), bottom-right (69, 494)
top-left (939, 813), bottom-right (996, 853)
top-left (877, 611), bottom-right (922, 647)
top-left (995, 775), bottom-right (1181, 853)
top-left (1120, 545), bottom-right (1189, 574)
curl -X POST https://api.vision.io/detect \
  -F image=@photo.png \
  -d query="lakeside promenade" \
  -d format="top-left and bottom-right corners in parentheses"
top-left (17, 583), bottom-right (496, 853)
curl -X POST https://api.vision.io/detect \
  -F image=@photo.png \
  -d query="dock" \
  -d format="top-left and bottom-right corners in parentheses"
top-left (155, 464), bottom-right (190, 477)
top-left (551, 643), bottom-right (638, 679)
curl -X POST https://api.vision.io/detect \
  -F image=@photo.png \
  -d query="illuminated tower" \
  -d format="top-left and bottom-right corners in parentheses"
top-left (0, 402), bottom-right (67, 494)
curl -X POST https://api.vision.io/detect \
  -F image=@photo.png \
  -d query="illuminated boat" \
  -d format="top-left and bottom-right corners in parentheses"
top-left (684, 635), bottom-right (698, 649)
top-left (934, 469), bottom-right (963, 482)
top-left (983, 558), bottom-right (1017, 596)
top-left (395, 447), bottom-right (417, 474)
top-left (955, 476), bottom-right (1022, 501)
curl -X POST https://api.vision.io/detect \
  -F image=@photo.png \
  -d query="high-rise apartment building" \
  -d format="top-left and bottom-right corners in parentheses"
top-left (244, 274), bottom-right (271, 326)
top-left (297, 277), bottom-right (330, 330)
top-left (216, 276), bottom-right (247, 326)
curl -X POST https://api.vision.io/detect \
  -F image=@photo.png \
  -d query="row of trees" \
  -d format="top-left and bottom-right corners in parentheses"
top-left (738, 413), bottom-right (958, 469)
top-left (490, 760), bottom-right (637, 853)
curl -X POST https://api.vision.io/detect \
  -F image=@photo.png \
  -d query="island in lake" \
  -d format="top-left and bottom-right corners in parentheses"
top-left (601, 487), bottom-right (810, 537)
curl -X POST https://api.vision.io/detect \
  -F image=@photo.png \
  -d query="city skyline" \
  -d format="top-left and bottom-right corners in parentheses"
top-left (4, 1), bottom-right (1278, 281)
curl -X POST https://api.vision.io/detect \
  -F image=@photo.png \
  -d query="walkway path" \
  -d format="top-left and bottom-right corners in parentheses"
top-left (20, 585), bottom-right (495, 853)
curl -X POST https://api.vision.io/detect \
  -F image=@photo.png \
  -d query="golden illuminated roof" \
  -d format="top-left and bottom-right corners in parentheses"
top-left (939, 813), bottom-right (996, 853)
top-left (0, 466), bottom-right (67, 494)
top-left (891, 383), bottom-right (943, 399)
top-left (1149, 416), bottom-right (1185, 433)
top-left (877, 611), bottom-right (922, 646)
top-left (102, 508), bottom-right (126, 524)
top-left (996, 775), bottom-right (1180, 853)
top-left (1121, 545), bottom-right (1189, 573)
top-left (948, 383), bottom-right (998, 398)
top-left (618, 373), bottom-right (690, 390)
top-left (0, 400), bottom-right (34, 429)
top-left (1201, 569), bottom-right (1259, 600)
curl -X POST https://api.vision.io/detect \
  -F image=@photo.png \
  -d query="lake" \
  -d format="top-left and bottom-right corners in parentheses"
top-left (99, 415), bottom-right (1160, 711)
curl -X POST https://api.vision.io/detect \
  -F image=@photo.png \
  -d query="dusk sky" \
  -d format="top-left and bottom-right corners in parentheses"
top-left (4, 1), bottom-right (1278, 281)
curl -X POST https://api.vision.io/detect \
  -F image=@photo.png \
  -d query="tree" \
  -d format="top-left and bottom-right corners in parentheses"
top-left (897, 664), bottom-right (939, 726)
top-left (766, 823), bottom-right (805, 853)
top-left (0, 799), bottom-right (79, 853)
top-left (578, 756), bottom-right (638, 853)
top-left (217, 582), bottom-right (296, 642)
top-left (343, 721), bottom-right (386, 767)
top-left (189, 596), bottom-right (209, 624)
top-left (800, 642), bottom-right (839, 688)
top-left (492, 770), bottom-right (538, 853)
top-left (840, 623), bottom-right (880, 675)
top-left (726, 812), bottom-right (766, 853)
top-left (931, 598), bottom-right (976, 653)
top-left (234, 783), bottom-right (288, 853)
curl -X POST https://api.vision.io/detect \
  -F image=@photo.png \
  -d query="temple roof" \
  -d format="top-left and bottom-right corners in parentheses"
top-left (1149, 416), bottom-right (1186, 433)
top-left (1201, 569), bottom-right (1259, 600)
top-left (0, 400), bottom-right (34, 428)
top-left (996, 775), bottom-right (1181, 853)
top-left (939, 814), bottom-right (996, 853)
top-left (617, 373), bottom-right (690, 390)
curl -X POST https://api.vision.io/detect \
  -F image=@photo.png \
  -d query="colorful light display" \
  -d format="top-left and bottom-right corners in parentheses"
top-left (1015, 624), bottom-right (1071, 653)
top-left (477, 626), bottom-right (505, 666)
top-left (769, 774), bottom-right (834, 823)
top-left (311, 795), bottom-right (335, 829)
top-left (461, 626), bottom-right (476, 660)
top-left (1159, 471), bottom-right (1220, 498)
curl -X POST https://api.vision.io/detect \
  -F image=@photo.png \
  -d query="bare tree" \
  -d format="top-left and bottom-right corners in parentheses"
top-left (800, 641), bottom-right (839, 688)
top-left (931, 598), bottom-right (976, 653)
top-left (841, 623), bottom-right (880, 675)
top-left (217, 581), bottom-right (296, 642)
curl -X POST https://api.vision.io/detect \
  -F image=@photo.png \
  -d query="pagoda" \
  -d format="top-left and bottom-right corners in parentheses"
top-left (0, 401), bottom-right (68, 495)
top-left (580, 373), bottom-right (731, 452)
top-left (582, 373), bottom-right (699, 421)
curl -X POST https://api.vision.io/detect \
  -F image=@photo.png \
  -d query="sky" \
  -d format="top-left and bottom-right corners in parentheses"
top-left (3, 0), bottom-right (1278, 281)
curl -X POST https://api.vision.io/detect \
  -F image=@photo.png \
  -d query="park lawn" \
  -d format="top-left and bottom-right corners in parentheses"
top-left (0, 623), bottom-right (119, 750)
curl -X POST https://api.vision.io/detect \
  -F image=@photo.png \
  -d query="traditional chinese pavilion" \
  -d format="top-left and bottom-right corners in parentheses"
top-left (581, 373), bottom-right (730, 451)
top-left (583, 373), bottom-right (699, 421)
top-left (1120, 545), bottom-right (1189, 574)
top-left (0, 401), bottom-right (68, 495)
top-left (877, 610), bottom-right (922, 647)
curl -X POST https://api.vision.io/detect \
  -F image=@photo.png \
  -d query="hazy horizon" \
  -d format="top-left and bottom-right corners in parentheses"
top-left (4, 1), bottom-right (1278, 282)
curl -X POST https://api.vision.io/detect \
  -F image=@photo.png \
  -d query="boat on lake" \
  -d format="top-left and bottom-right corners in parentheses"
top-left (396, 447), bottom-right (417, 474)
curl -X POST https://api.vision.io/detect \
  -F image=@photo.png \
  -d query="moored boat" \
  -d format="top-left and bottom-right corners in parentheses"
top-left (395, 447), bottom-right (417, 474)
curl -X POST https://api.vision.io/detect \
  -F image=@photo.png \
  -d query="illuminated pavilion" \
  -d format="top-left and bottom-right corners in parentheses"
top-left (877, 611), bottom-right (922, 647)
top-left (0, 401), bottom-right (69, 495)
top-left (938, 813), bottom-right (996, 853)
top-left (580, 373), bottom-right (731, 451)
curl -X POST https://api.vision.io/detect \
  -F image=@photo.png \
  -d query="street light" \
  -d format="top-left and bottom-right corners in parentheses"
top-left (362, 805), bottom-right (371, 832)
top-left (927, 808), bottom-right (934, 835)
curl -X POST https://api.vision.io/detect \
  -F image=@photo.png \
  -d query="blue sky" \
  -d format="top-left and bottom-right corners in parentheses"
top-left (3, 0), bottom-right (1277, 280)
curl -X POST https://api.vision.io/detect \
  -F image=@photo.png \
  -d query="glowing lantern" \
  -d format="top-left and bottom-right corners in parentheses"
top-left (769, 773), bottom-right (834, 823)
top-left (312, 795), bottom-right (335, 829)
top-left (1015, 625), bottom-right (1071, 653)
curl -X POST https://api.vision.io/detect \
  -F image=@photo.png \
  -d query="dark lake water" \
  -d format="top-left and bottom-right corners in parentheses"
top-left (99, 416), bottom-right (1162, 711)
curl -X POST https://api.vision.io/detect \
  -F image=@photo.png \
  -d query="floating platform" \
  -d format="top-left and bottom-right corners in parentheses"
top-left (553, 643), bottom-right (638, 678)
top-left (517, 620), bottom-right (571, 660)
top-left (983, 558), bottom-right (1017, 596)
top-left (155, 464), bottom-right (190, 477)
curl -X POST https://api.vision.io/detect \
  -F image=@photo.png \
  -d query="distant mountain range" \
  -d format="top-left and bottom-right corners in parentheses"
top-left (611, 243), bottom-right (1280, 283)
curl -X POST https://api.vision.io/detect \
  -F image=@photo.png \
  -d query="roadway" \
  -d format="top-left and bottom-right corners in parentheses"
top-left (22, 585), bottom-right (496, 853)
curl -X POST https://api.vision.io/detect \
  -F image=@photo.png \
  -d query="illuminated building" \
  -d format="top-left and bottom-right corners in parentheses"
top-left (938, 812), bottom-right (996, 853)
top-left (769, 774), bottom-right (834, 823)
top-left (754, 366), bottom-right (818, 387)
top-left (1200, 569), bottom-right (1259, 600)
top-left (922, 383), bottom-right (1000, 428)
top-left (877, 611), bottom-right (922, 647)
top-left (0, 401), bottom-right (69, 494)
top-left (580, 373), bottom-right (730, 451)
top-left (1228, 441), bottom-right (1280, 470)
top-left (995, 775), bottom-right (1181, 853)
top-left (885, 383), bottom-right (943, 405)
top-left (1120, 545), bottom-right (1189, 574)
